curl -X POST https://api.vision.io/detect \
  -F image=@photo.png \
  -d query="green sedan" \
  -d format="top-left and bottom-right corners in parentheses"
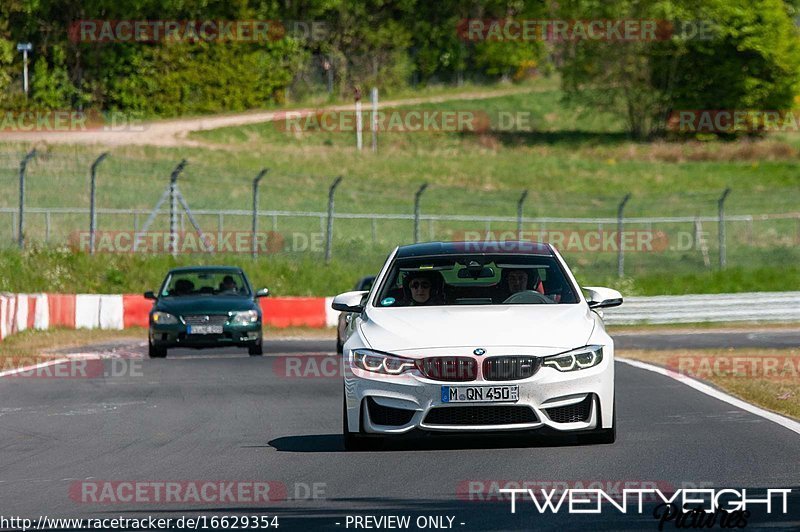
top-left (145, 266), bottom-right (269, 358)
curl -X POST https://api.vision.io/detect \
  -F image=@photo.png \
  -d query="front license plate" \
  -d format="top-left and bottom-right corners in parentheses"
top-left (441, 385), bottom-right (519, 403)
top-left (187, 325), bottom-right (223, 335)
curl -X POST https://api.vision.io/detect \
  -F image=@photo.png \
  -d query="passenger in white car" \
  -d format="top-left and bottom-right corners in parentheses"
top-left (403, 271), bottom-right (444, 306)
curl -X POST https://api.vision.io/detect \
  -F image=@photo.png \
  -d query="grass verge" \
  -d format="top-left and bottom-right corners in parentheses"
top-left (0, 327), bottom-right (145, 370)
top-left (619, 348), bottom-right (800, 420)
top-left (0, 326), bottom-right (334, 371)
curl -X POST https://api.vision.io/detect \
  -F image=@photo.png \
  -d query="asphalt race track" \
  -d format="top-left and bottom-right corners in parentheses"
top-left (1, 331), bottom-right (799, 530)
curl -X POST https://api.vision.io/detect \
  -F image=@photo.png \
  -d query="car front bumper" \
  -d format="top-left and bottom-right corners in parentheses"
top-left (343, 349), bottom-right (614, 435)
top-left (149, 323), bottom-right (262, 349)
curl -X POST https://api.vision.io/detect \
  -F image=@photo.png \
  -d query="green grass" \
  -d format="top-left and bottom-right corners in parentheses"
top-left (0, 247), bottom-right (796, 297)
top-left (0, 247), bottom-right (373, 296)
top-left (0, 77), bottom-right (798, 295)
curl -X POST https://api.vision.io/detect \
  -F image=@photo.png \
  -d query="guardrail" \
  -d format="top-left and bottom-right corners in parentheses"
top-left (603, 291), bottom-right (800, 325)
top-left (2, 291), bottom-right (798, 343)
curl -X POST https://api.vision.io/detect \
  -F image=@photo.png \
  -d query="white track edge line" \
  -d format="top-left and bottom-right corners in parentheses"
top-left (617, 357), bottom-right (800, 436)
top-left (0, 358), bottom-right (72, 378)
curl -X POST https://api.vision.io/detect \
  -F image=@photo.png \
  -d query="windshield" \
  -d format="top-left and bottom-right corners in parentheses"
top-left (160, 270), bottom-right (250, 297)
top-left (373, 255), bottom-right (579, 307)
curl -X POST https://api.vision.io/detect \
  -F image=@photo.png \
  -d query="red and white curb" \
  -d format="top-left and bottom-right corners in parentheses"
top-left (0, 293), bottom-right (339, 343)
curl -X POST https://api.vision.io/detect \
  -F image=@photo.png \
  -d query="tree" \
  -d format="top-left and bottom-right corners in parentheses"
top-left (555, 0), bottom-right (800, 139)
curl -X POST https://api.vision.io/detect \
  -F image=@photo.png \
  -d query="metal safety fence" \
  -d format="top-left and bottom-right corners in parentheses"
top-left (0, 150), bottom-right (798, 282)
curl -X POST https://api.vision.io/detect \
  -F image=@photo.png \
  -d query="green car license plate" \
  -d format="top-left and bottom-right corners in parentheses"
top-left (187, 325), bottom-right (223, 335)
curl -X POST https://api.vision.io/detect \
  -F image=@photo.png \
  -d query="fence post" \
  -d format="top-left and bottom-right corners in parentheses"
top-left (617, 193), bottom-right (632, 278)
top-left (325, 176), bottom-right (343, 262)
top-left (717, 187), bottom-right (731, 270)
top-left (252, 169), bottom-right (268, 259)
top-left (354, 87), bottom-right (363, 151)
top-left (18, 149), bottom-right (36, 249)
top-left (89, 152), bottom-right (110, 255)
top-left (168, 160), bottom-right (188, 257)
top-left (414, 183), bottom-right (429, 243)
top-left (516, 190), bottom-right (528, 236)
top-left (371, 87), bottom-right (379, 153)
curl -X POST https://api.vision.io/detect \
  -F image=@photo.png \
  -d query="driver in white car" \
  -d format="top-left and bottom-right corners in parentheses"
top-left (506, 269), bottom-right (543, 294)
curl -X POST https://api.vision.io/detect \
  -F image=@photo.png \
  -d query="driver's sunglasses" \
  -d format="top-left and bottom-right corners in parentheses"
top-left (410, 281), bottom-right (431, 289)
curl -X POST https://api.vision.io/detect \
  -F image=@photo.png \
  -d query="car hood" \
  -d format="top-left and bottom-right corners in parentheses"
top-left (360, 304), bottom-right (595, 352)
top-left (154, 296), bottom-right (257, 315)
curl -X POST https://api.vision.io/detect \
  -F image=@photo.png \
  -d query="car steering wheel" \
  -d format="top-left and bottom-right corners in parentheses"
top-left (502, 290), bottom-right (554, 304)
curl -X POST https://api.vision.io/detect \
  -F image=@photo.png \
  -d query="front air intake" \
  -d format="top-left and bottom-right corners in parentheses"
top-left (366, 398), bottom-right (415, 426)
top-left (424, 406), bottom-right (538, 426)
top-left (544, 395), bottom-right (593, 423)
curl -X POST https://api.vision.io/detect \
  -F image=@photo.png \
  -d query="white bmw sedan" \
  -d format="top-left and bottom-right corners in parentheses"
top-left (332, 241), bottom-right (622, 450)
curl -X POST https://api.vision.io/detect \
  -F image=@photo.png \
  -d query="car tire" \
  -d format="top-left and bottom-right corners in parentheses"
top-left (336, 334), bottom-right (343, 355)
top-left (148, 341), bottom-right (167, 358)
top-left (581, 396), bottom-right (616, 445)
top-left (248, 341), bottom-right (263, 356)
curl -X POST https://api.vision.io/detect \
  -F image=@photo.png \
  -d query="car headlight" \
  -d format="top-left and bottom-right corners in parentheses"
top-left (230, 310), bottom-right (259, 325)
top-left (152, 311), bottom-right (178, 325)
top-left (542, 345), bottom-right (603, 372)
top-left (352, 349), bottom-right (416, 375)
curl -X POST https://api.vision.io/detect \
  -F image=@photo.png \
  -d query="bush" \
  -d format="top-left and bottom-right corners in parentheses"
top-left (556, 0), bottom-right (800, 139)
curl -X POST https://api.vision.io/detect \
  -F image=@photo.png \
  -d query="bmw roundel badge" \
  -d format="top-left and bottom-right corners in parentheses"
top-left (473, 348), bottom-right (486, 356)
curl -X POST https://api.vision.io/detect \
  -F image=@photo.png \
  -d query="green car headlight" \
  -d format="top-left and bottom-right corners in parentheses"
top-left (542, 345), bottom-right (604, 372)
top-left (230, 310), bottom-right (259, 325)
top-left (152, 311), bottom-right (178, 325)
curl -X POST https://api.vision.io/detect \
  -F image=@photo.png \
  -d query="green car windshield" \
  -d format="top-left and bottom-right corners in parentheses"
top-left (161, 270), bottom-right (250, 297)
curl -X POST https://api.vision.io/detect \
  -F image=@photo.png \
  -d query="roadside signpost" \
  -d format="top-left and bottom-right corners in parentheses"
top-left (16, 42), bottom-right (32, 97)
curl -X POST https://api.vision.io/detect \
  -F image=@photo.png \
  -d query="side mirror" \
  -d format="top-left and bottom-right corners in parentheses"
top-left (332, 290), bottom-right (368, 313)
top-left (583, 286), bottom-right (623, 309)
top-left (144, 291), bottom-right (157, 300)
top-left (255, 288), bottom-right (270, 298)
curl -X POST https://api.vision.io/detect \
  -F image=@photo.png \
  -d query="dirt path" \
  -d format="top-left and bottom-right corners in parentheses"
top-left (0, 87), bottom-right (532, 148)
